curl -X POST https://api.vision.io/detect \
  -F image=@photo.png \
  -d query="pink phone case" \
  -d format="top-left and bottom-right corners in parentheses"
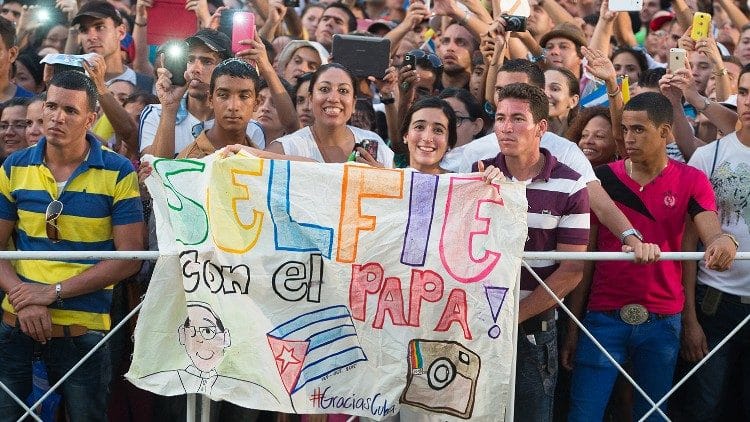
top-left (231, 12), bottom-right (256, 54)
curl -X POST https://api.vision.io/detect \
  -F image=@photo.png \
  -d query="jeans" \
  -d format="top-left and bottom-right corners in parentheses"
top-left (0, 320), bottom-right (112, 422)
top-left (677, 284), bottom-right (750, 421)
top-left (569, 311), bottom-right (681, 422)
top-left (515, 318), bottom-right (557, 422)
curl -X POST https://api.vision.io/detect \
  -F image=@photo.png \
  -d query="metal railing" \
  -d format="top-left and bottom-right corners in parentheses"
top-left (1, 251), bottom-right (749, 422)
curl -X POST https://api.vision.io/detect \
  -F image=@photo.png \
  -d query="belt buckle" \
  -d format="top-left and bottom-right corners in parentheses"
top-left (620, 304), bottom-right (649, 325)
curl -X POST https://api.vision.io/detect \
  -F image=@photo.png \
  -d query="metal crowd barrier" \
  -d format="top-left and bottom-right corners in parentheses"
top-left (1, 251), bottom-right (748, 422)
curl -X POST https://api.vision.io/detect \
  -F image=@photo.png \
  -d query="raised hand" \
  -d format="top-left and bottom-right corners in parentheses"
top-left (582, 46), bottom-right (616, 82)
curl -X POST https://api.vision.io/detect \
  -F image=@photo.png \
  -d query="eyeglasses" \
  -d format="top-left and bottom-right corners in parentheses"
top-left (407, 49), bottom-right (443, 70)
top-left (45, 200), bottom-right (63, 243)
top-left (455, 115), bottom-right (473, 127)
top-left (0, 121), bottom-right (30, 131)
top-left (185, 324), bottom-right (220, 340)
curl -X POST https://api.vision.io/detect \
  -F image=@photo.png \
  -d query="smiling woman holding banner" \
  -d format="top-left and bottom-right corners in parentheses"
top-left (400, 96), bottom-right (458, 175)
top-left (265, 63), bottom-right (395, 167)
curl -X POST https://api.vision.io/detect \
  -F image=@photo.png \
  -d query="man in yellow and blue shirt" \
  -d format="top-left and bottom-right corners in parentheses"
top-left (0, 71), bottom-right (145, 422)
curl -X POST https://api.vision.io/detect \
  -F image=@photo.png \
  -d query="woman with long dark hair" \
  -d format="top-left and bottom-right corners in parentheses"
top-left (267, 63), bottom-right (394, 166)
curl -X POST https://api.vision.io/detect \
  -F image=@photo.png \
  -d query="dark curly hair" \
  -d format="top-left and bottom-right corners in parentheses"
top-left (564, 106), bottom-right (611, 143)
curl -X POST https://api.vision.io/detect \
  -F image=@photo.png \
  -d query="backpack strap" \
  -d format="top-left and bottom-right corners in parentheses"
top-left (709, 139), bottom-right (720, 178)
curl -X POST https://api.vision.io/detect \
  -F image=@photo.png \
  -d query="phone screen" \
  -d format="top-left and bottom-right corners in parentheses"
top-left (231, 12), bottom-right (256, 54)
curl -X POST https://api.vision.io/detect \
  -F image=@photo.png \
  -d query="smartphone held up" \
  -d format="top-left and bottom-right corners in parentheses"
top-left (668, 48), bottom-right (687, 73)
top-left (159, 40), bottom-right (189, 86)
top-left (219, 10), bottom-right (256, 54)
top-left (690, 12), bottom-right (711, 41)
top-left (608, 0), bottom-right (643, 12)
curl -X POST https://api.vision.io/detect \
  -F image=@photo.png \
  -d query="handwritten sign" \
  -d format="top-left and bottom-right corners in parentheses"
top-left (126, 153), bottom-right (528, 420)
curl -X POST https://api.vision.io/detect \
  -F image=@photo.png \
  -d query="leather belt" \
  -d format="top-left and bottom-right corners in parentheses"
top-left (702, 284), bottom-right (750, 305)
top-left (521, 308), bottom-right (555, 333)
top-left (602, 304), bottom-right (676, 325)
top-left (2, 311), bottom-right (89, 337)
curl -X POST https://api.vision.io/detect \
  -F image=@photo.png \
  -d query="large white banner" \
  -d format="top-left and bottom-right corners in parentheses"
top-left (126, 153), bottom-right (528, 421)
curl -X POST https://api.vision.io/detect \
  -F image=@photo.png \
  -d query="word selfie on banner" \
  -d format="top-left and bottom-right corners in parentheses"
top-left (126, 152), bottom-right (528, 421)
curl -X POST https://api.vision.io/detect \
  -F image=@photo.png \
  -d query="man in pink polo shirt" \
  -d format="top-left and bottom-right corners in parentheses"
top-left (563, 92), bottom-right (738, 421)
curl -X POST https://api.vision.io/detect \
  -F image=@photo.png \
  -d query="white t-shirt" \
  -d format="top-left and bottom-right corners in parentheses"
top-left (106, 67), bottom-right (137, 86)
top-left (452, 131), bottom-right (597, 183)
top-left (439, 142), bottom-right (470, 172)
top-left (688, 132), bottom-right (750, 296)
top-left (273, 126), bottom-right (395, 167)
top-left (139, 102), bottom-right (266, 154)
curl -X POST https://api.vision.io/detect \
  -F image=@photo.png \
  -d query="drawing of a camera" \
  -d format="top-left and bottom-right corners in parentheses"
top-left (400, 340), bottom-right (481, 419)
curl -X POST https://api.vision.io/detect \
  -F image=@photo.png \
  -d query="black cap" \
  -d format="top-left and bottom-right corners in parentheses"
top-left (72, 1), bottom-right (124, 26)
top-left (185, 29), bottom-right (232, 60)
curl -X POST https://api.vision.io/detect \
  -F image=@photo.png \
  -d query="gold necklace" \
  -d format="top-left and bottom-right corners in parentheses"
top-left (626, 158), bottom-right (667, 192)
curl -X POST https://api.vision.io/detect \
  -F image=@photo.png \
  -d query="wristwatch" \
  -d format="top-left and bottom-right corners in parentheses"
top-left (55, 283), bottom-right (64, 306)
top-left (697, 96), bottom-right (711, 112)
top-left (619, 228), bottom-right (644, 244)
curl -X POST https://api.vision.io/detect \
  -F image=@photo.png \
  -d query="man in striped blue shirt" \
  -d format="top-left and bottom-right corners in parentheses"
top-left (0, 71), bottom-right (145, 422)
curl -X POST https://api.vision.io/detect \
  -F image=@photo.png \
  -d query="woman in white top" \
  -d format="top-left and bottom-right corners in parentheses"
top-left (266, 63), bottom-right (394, 167)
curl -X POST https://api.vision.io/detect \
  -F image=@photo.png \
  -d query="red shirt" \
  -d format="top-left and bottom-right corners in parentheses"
top-left (588, 159), bottom-right (717, 314)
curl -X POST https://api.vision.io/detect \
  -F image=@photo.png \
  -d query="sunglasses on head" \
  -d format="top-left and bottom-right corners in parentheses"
top-left (45, 200), bottom-right (63, 243)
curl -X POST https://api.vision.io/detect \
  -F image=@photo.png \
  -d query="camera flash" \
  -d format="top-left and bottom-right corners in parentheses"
top-left (233, 13), bottom-right (246, 24)
top-left (37, 8), bottom-right (50, 21)
top-left (167, 44), bottom-right (183, 58)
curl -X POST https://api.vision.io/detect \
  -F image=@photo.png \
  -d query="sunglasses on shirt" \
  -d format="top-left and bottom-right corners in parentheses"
top-left (45, 200), bottom-right (63, 243)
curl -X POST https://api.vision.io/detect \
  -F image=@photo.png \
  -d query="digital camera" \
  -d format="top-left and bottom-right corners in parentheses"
top-left (502, 14), bottom-right (527, 32)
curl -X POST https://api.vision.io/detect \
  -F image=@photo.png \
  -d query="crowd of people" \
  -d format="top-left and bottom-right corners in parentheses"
top-left (0, 0), bottom-right (748, 421)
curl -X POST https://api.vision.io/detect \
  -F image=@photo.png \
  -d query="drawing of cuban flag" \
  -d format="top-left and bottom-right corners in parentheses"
top-left (266, 305), bottom-right (368, 395)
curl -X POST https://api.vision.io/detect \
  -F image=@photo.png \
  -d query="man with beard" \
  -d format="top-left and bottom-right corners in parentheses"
top-left (139, 29), bottom-right (265, 157)
top-left (436, 23), bottom-right (478, 89)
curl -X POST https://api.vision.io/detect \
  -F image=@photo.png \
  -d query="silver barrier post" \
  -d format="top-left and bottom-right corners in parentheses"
top-left (2, 250), bottom-right (749, 421)
top-left (521, 260), bottom-right (671, 421)
top-left (638, 312), bottom-right (750, 421)
top-left (0, 380), bottom-right (42, 422)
